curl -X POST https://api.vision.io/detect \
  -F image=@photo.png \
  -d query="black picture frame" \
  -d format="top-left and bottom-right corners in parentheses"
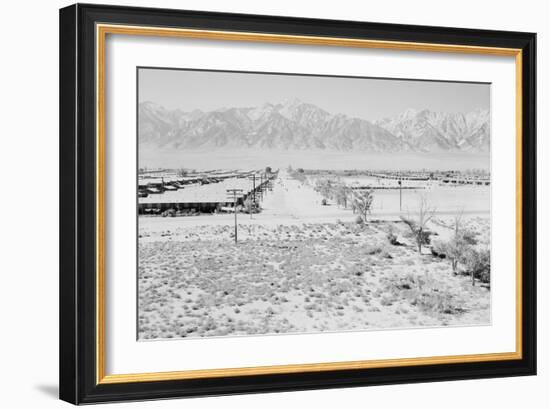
top-left (60, 3), bottom-right (536, 405)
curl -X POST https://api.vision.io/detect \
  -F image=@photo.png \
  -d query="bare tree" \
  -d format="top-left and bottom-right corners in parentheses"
top-left (290, 169), bottom-right (307, 184)
top-left (435, 234), bottom-right (472, 275)
top-left (314, 178), bottom-right (336, 201)
top-left (401, 194), bottom-right (436, 253)
top-left (451, 209), bottom-right (464, 237)
top-left (433, 209), bottom-right (478, 274)
top-left (334, 182), bottom-right (352, 209)
top-left (243, 196), bottom-right (254, 216)
top-left (350, 189), bottom-right (375, 223)
top-left (445, 210), bottom-right (464, 273)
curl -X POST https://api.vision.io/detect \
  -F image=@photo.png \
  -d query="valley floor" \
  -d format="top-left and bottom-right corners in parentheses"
top-left (138, 172), bottom-right (491, 340)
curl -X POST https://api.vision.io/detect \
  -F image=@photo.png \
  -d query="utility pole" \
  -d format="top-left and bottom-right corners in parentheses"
top-left (259, 173), bottom-right (263, 201)
top-left (398, 178), bottom-right (402, 211)
top-left (252, 174), bottom-right (256, 205)
top-left (248, 173), bottom-right (256, 218)
top-left (226, 188), bottom-right (243, 244)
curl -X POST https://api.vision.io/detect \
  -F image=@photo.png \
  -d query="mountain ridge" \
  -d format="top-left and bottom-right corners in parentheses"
top-left (139, 99), bottom-right (490, 153)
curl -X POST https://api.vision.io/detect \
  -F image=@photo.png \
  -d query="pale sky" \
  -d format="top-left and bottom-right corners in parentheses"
top-left (138, 67), bottom-right (489, 121)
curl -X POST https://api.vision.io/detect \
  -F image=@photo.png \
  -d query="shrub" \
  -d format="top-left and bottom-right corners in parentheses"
top-left (461, 229), bottom-right (478, 245)
top-left (383, 273), bottom-right (465, 316)
top-left (386, 225), bottom-right (400, 245)
top-left (413, 291), bottom-right (464, 315)
top-left (366, 245), bottom-right (383, 255)
top-left (161, 208), bottom-right (176, 217)
top-left (431, 239), bottom-right (448, 259)
top-left (380, 294), bottom-right (394, 306)
top-left (461, 247), bottom-right (490, 285)
top-left (321, 198), bottom-right (327, 206)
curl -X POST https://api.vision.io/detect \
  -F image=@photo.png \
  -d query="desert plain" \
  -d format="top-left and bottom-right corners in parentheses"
top-left (138, 171), bottom-right (491, 340)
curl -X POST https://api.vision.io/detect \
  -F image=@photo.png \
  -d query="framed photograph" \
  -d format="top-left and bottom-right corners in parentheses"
top-left (59, 3), bottom-right (536, 404)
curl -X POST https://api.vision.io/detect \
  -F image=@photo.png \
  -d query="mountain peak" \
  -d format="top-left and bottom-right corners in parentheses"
top-left (139, 101), bottom-right (490, 153)
top-left (401, 108), bottom-right (419, 118)
top-left (375, 108), bottom-right (490, 152)
top-left (278, 98), bottom-right (304, 112)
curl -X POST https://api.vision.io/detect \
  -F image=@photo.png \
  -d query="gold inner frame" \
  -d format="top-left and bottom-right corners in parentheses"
top-left (95, 23), bottom-right (523, 385)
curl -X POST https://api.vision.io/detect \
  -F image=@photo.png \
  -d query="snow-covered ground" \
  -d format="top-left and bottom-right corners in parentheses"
top-left (138, 170), bottom-right (491, 340)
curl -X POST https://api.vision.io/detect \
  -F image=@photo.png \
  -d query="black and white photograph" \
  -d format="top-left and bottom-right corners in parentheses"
top-left (137, 68), bottom-right (492, 340)
top-left (50, 2), bottom-right (538, 405)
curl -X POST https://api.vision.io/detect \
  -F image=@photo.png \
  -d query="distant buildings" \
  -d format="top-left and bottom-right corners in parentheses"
top-left (137, 169), bottom-right (277, 214)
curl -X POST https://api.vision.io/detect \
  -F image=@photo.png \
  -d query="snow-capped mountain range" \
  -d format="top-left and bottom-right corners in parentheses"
top-left (139, 99), bottom-right (490, 153)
